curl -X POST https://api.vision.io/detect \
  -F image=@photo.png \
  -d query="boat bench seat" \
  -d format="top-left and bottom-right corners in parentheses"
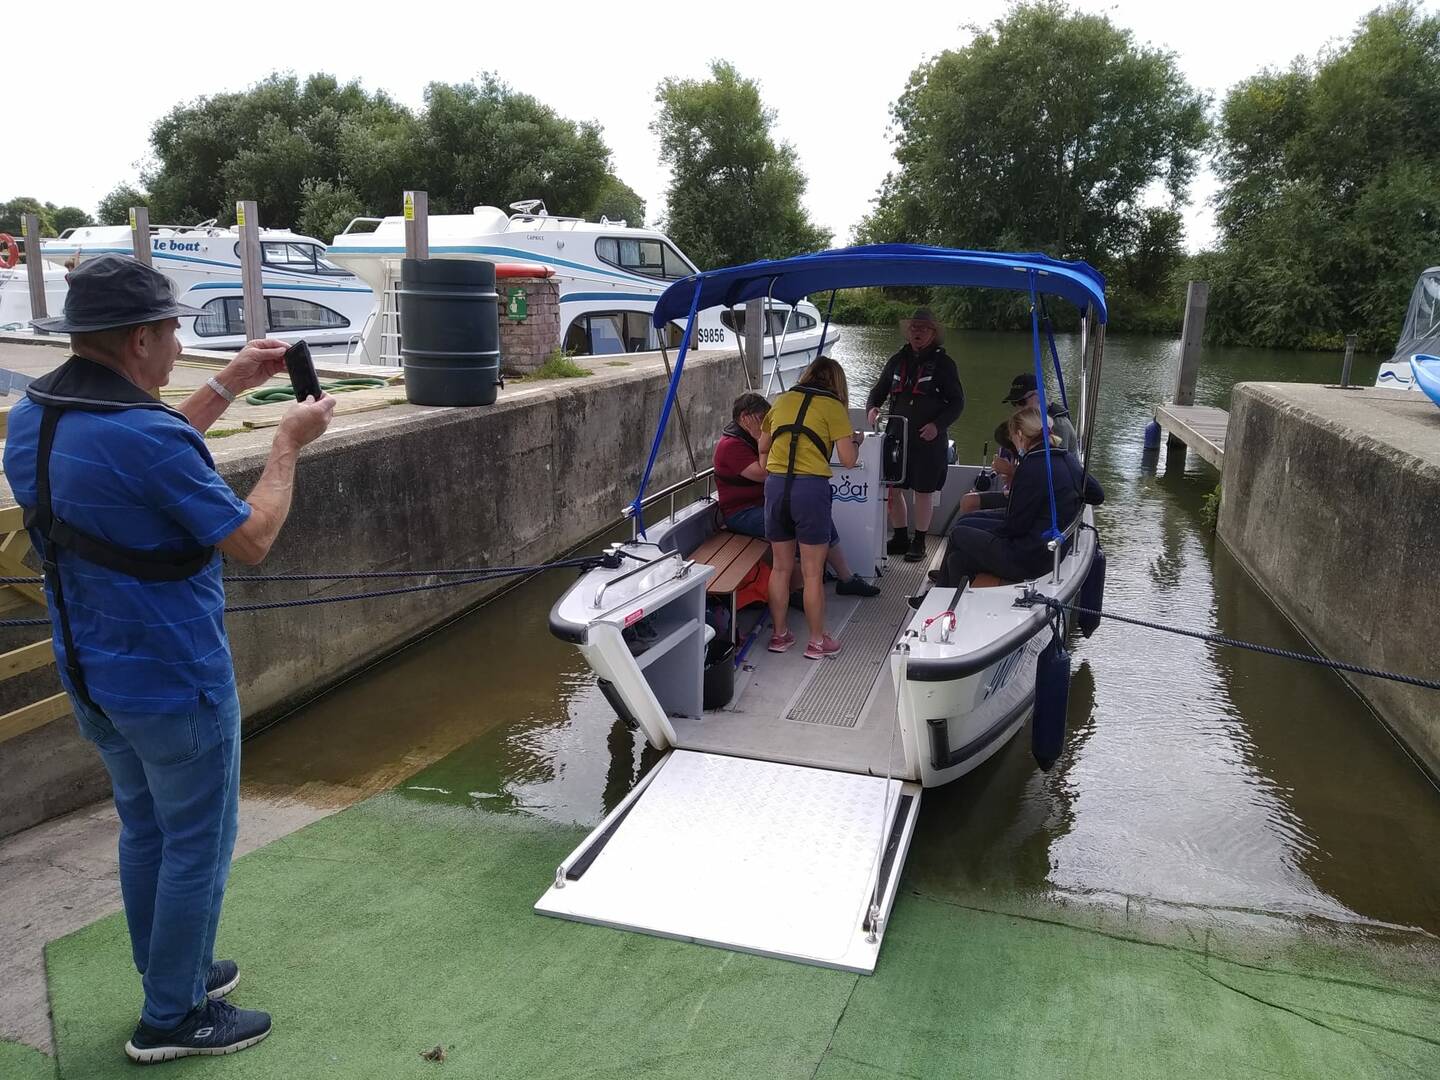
top-left (689, 531), bottom-right (770, 645)
top-left (690, 531), bottom-right (770, 595)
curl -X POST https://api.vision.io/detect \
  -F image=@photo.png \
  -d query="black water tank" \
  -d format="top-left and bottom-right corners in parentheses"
top-left (398, 258), bottom-right (502, 406)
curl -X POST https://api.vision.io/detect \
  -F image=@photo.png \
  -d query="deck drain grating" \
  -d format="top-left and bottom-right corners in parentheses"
top-left (786, 553), bottom-right (930, 727)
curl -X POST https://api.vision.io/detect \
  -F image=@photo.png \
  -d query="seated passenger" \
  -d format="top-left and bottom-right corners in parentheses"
top-left (1002, 373), bottom-right (1078, 451)
top-left (957, 420), bottom-right (1018, 518)
top-left (714, 392), bottom-right (879, 599)
top-left (937, 408), bottom-right (1101, 586)
top-left (759, 357), bottom-right (870, 660)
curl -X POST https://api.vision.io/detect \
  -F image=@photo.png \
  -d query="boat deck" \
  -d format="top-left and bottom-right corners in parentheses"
top-left (670, 555), bottom-right (930, 776)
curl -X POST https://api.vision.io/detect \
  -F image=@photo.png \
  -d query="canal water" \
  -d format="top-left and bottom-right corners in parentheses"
top-left (242, 328), bottom-right (1440, 946)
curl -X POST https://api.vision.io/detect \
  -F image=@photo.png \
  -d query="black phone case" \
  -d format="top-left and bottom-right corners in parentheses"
top-left (284, 341), bottom-right (323, 402)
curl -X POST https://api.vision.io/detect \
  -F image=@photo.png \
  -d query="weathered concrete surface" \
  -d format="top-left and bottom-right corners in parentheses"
top-left (1218, 383), bottom-right (1440, 775)
top-left (0, 349), bottom-right (741, 837)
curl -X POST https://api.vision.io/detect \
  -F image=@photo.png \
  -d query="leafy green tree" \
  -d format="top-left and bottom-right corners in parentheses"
top-left (860, 1), bottom-right (1209, 329)
top-left (139, 72), bottom-right (639, 231)
top-left (653, 61), bottom-right (830, 269)
top-left (297, 178), bottom-right (366, 242)
top-left (587, 176), bottom-right (646, 227)
top-left (0, 197), bottom-right (54, 237)
top-left (96, 185), bottom-right (150, 226)
top-left (50, 206), bottom-right (93, 233)
top-left (1208, 2), bottom-right (1440, 349)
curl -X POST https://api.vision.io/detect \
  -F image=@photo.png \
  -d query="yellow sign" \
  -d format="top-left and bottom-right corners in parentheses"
top-left (19, 216), bottom-right (27, 237)
top-left (235, 203), bottom-right (246, 228)
top-left (404, 192), bottom-right (415, 221)
top-left (128, 208), bottom-right (137, 230)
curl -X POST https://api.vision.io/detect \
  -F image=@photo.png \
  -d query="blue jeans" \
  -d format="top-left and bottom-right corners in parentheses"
top-left (72, 688), bottom-right (242, 1030)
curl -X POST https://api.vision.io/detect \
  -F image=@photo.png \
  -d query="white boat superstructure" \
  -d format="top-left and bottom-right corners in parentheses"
top-left (1376, 265), bottom-right (1440, 390)
top-left (537, 245), bottom-right (1108, 973)
top-left (325, 202), bottom-right (837, 382)
top-left (0, 222), bottom-right (375, 351)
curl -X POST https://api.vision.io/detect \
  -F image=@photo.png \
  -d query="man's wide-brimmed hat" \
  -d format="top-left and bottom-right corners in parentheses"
top-left (32, 254), bottom-right (206, 334)
top-left (902, 306), bottom-right (944, 344)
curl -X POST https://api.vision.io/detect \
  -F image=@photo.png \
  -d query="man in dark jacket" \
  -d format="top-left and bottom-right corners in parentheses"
top-left (865, 308), bottom-right (964, 562)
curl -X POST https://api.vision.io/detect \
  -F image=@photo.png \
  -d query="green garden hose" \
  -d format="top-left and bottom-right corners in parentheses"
top-left (244, 378), bottom-right (388, 406)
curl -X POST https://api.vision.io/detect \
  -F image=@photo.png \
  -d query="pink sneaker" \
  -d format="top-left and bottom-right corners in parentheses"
top-left (804, 634), bottom-right (842, 660)
top-left (767, 630), bottom-right (796, 653)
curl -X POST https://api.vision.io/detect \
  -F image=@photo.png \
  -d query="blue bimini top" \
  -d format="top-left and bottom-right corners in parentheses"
top-left (4, 363), bottom-right (251, 715)
top-left (651, 244), bottom-right (1108, 327)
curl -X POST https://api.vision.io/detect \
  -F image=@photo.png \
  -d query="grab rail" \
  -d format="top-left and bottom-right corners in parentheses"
top-left (340, 217), bottom-right (385, 235)
top-left (592, 551), bottom-right (689, 610)
top-left (619, 467), bottom-right (716, 538)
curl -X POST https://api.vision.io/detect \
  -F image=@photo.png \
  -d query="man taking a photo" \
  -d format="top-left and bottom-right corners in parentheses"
top-left (4, 255), bottom-right (334, 1063)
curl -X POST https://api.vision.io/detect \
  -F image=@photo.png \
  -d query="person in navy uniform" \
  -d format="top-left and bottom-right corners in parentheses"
top-left (865, 308), bottom-right (965, 562)
top-left (4, 255), bottom-right (334, 1063)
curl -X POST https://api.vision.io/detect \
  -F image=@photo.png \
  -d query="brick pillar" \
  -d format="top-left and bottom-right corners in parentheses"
top-left (499, 277), bottom-right (561, 375)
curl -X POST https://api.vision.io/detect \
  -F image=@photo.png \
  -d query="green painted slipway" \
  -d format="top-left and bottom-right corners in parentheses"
top-left (44, 784), bottom-right (1440, 1079)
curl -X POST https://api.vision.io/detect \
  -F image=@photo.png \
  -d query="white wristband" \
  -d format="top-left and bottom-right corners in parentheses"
top-left (206, 376), bottom-right (236, 404)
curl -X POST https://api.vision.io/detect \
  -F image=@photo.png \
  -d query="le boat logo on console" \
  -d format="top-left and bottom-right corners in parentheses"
top-left (832, 476), bottom-right (868, 503)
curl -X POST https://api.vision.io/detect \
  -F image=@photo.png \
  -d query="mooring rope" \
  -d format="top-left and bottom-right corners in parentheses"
top-left (0, 553), bottom-right (622, 628)
top-left (1017, 593), bottom-right (1440, 692)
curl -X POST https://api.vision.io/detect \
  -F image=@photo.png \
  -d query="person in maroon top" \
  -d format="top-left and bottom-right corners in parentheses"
top-left (713, 393), bottom-right (878, 597)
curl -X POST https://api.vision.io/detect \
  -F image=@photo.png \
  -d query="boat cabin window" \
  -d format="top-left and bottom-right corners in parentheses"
top-left (721, 308), bottom-right (815, 336)
top-left (595, 237), bottom-right (693, 281)
top-left (193, 296), bottom-right (350, 337)
top-left (241, 241), bottom-right (350, 276)
top-left (564, 311), bottom-right (654, 355)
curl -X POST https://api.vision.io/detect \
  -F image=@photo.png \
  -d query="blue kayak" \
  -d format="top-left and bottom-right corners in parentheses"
top-left (1409, 354), bottom-right (1440, 408)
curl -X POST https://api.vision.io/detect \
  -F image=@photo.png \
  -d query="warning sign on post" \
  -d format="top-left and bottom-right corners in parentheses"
top-left (404, 192), bottom-right (415, 221)
top-left (507, 287), bottom-right (528, 321)
top-left (235, 203), bottom-right (247, 228)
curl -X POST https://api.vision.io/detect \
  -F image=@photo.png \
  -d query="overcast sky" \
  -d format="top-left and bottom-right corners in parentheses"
top-left (9, 0), bottom-right (1395, 251)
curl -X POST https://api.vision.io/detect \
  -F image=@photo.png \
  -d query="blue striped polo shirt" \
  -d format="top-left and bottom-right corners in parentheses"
top-left (5, 384), bottom-right (251, 715)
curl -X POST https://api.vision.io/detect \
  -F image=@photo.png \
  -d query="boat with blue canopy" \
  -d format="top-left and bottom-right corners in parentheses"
top-left (538, 243), bottom-right (1107, 974)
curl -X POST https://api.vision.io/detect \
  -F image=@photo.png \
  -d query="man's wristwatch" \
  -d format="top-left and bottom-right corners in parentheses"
top-left (206, 377), bottom-right (236, 404)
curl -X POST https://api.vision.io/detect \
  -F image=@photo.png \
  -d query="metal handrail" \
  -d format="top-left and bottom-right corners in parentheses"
top-left (620, 467), bottom-right (716, 520)
top-left (340, 217), bottom-right (385, 235)
top-left (592, 551), bottom-right (688, 609)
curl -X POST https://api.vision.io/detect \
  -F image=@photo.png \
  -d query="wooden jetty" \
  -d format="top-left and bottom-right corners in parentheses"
top-left (1153, 403), bottom-right (1228, 468)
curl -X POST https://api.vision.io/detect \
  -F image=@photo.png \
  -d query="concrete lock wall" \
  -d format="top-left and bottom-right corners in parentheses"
top-left (0, 350), bottom-right (742, 838)
top-left (1218, 383), bottom-right (1440, 776)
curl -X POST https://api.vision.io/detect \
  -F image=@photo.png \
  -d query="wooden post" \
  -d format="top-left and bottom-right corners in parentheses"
top-left (129, 207), bottom-right (152, 266)
top-left (744, 299), bottom-right (764, 389)
top-left (403, 190), bottom-right (428, 260)
top-left (1168, 280), bottom-right (1209, 454)
top-left (236, 200), bottom-right (267, 342)
top-left (1340, 333), bottom-right (1357, 387)
top-left (22, 214), bottom-right (48, 329)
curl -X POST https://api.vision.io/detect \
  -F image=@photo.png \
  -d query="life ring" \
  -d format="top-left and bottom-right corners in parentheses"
top-left (0, 234), bottom-right (19, 270)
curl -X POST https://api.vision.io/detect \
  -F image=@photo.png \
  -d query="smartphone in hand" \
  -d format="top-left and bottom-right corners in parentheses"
top-left (283, 340), bottom-right (323, 403)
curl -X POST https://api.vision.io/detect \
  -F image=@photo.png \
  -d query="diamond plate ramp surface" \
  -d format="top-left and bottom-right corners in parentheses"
top-left (786, 555), bottom-right (930, 727)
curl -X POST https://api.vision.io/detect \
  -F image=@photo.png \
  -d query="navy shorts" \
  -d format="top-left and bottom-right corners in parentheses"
top-left (764, 474), bottom-right (839, 546)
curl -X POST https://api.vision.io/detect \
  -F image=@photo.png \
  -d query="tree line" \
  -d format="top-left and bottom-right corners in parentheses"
top-left (4, 1), bottom-right (1436, 351)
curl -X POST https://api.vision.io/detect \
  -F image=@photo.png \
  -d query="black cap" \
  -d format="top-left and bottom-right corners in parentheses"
top-left (32, 254), bottom-right (206, 334)
top-left (1002, 373), bottom-right (1038, 404)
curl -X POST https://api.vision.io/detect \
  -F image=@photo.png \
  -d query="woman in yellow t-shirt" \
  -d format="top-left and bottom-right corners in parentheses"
top-left (757, 356), bottom-right (862, 660)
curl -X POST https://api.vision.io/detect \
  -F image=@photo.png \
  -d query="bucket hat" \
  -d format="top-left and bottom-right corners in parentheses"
top-left (32, 254), bottom-right (206, 333)
top-left (902, 306), bottom-right (943, 345)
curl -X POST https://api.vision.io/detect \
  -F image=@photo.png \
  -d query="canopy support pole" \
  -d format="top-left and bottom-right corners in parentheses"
top-left (629, 278), bottom-right (704, 537)
top-left (1027, 273), bottom-right (1063, 582)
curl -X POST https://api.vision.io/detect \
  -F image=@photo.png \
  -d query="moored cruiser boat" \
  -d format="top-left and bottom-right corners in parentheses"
top-left (0, 222), bottom-right (374, 351)
top-left (325, 200), bottom-right (836, 383)
top-left (537, 245), bottom-right (1107, 972)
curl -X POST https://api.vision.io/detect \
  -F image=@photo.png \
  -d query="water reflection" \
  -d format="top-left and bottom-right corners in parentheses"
top-left (243, 326), bottom-right (1438, 941)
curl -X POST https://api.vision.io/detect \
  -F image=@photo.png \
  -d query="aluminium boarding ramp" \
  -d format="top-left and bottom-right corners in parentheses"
top-left (535, 750), bottom-right (921, 973)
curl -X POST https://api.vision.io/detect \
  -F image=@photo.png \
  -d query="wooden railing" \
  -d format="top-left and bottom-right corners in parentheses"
top-left (0, 503), bottom-right (64, 745)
